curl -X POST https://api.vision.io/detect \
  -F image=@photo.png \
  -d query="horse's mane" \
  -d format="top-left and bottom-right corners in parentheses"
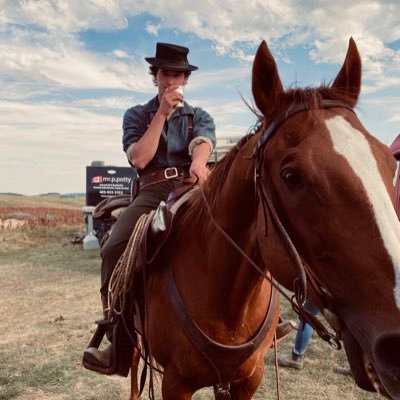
top-left (179, 133), bottom-right (257, 230)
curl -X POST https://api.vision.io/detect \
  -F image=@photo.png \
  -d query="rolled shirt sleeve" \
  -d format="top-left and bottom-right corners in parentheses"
top-left (188, 136), bottom-right (214, 156)
top-left (192, 107), bottom-right (216, 151)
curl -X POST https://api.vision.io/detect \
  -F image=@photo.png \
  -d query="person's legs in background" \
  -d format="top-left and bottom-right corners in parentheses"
top-left (293, 301), bottom-right (320, 356)
top-left (278, 300), bottom-right (319, 369)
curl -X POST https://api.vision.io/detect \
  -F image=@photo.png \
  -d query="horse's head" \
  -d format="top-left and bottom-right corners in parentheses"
top-left (253, 38), bottom-right (400, 399)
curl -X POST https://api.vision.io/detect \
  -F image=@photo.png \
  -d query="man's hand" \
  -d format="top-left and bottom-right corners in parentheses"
top-left (190, 141), bottom-right (213, 185)
top-left (189, 160), bottom-right (210, 185)
top-left (158, 86), bottom-right (184, 117)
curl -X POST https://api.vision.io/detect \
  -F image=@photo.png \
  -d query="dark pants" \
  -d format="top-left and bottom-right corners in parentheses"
top-left (100, 180), bottom-right (181, 296)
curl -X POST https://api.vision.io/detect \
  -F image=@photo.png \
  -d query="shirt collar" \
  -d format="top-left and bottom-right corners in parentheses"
top-left (143, 96), bottom-right (159, 113)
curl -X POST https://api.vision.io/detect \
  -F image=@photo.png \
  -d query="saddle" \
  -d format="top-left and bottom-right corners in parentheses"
top-left (92, 166), bottom-right (194, 222)
top-left (93, 194), bottom-right (132, 221)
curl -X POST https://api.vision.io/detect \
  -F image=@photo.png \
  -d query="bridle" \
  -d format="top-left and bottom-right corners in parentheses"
top-left (204, 99), bottom-right (357, 350)
top-left (253, 99), bottom-right (357, 348)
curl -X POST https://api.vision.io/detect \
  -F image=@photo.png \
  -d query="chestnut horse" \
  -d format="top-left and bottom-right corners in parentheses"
top-left (130, 38), bottom-right (400, 399)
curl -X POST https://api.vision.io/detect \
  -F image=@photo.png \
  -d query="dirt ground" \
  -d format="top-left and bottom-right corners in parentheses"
top-left (0, 221), bottom-right (379, 399)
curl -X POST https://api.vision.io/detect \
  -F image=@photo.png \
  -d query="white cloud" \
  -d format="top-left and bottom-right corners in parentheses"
top-left (1, 0), bottom-right (129, 32)
top-left (122, 1), bottom-right (400, 95)
top-left (145, 22), bottom-right (160, 36)
top-left (2, 1), bottom-right (399, 93)
top-left (70, 96), bottom-right (135, 110)
top-left (0, 26), bottom-right (152, 92)
top-left (0, 99), bottom-right (127, 194)
top-left (363, 97), bottom-right (400, 124)
top-left (110, 49), bottom-right (130, 59)
top-left (205, 99), bottom-right (257, 137)
top-left (0, 0), bottom-right (399, 194)
top-left (189, 66), bottom-right (250, 91)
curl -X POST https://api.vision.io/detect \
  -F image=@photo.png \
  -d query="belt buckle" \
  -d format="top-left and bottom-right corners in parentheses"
top-left (164, 167), bottom-right (179, 179)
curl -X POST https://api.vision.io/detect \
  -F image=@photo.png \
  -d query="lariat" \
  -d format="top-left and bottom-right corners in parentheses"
top-left (108, 211), bottom-right (154, 317)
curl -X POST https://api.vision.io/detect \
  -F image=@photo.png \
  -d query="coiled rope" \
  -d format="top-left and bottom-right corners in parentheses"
top-left (108, 211), bottom-right (155, 316)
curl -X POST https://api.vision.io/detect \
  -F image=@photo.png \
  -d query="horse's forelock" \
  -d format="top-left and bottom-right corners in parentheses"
top-left (258, 86), bottom-right (358, 133)
top-left (286, 86), bottom-right (357, 112)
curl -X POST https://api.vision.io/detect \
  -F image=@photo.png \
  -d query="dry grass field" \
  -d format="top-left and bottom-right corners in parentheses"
top-left (0, 195), bottom-right (379, 399)
top-left (0, 194), bottom-right (84, 227)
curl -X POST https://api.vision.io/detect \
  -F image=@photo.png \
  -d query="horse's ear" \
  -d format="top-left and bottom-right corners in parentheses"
top-left (331, 37), bottom-right (361, 107)
top-left (252, 40), bottom-right (284, 117)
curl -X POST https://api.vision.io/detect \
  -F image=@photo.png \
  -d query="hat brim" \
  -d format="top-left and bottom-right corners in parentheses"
top-left (145, 57), bottom-right (198, 72)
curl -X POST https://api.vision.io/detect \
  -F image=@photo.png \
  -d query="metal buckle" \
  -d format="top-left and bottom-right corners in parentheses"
top-left (164, 167), bottom-right (179, 179)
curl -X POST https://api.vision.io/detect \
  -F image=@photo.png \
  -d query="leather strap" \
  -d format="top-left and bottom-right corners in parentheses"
top-left (188, 114), bottom-right (194, 140)
top-left (252, 99), bottom-right (355, 350)
top-left (253, 99), bottom-right (355, 162)
top-left (164, 266), bottom-right (278, 385)
top-left (138, 167), bottom-right (191, 191)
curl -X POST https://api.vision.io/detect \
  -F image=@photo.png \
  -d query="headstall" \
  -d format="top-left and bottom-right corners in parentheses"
top-left (253, 99), bottom-right (356, 348)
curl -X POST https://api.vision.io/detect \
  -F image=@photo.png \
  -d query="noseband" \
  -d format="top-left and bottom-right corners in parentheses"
top-left (253, 99), bottom-right (355, 348)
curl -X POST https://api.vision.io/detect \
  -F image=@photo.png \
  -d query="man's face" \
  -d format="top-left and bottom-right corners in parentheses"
top-left (157, 69), bottom-right (186, 98)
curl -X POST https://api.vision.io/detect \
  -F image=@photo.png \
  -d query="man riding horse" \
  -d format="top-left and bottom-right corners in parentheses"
top-left (82, 41), bottom-right (295, 373)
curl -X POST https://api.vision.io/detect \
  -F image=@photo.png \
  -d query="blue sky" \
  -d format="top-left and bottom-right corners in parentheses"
top-left (1, 0), bottom-right (400, 195)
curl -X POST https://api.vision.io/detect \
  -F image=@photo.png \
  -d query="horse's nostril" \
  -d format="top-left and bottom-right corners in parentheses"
top-left (374, 333), bottom-right (400, 379)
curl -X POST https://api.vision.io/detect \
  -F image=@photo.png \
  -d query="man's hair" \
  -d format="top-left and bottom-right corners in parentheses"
top-left (149, 66), bottom-right (191, 86)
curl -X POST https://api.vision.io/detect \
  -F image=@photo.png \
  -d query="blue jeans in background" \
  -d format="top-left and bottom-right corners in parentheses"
top-left (293, 300), bottom-right (320, 356)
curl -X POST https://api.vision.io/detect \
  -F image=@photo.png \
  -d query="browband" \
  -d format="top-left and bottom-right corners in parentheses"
top-left (253, 99), bottom-right (355, 163)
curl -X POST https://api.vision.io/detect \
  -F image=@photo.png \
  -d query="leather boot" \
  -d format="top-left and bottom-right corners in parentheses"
top-left (83, 344), bottom-right (112, 368)
top-left (83, 294), bottom-right (114, 368)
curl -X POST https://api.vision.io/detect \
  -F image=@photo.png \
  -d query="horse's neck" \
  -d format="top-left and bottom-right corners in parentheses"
top-left (210, 147), bottom-right (256, 233)
top-left (173, 143), bottom-right (269, 324)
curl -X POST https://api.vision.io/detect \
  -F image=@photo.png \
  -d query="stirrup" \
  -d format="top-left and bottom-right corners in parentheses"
top-left (82, 316), bottom-right (134, 377)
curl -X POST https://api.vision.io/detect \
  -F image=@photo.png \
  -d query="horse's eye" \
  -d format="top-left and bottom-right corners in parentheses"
top-left (281, 168), bottom-right (304, 190)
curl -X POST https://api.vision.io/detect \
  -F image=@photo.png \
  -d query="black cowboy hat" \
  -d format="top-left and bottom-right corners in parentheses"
top-left (145, 42), bottom-right (198, 72)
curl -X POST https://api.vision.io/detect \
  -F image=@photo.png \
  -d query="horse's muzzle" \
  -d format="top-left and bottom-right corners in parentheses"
top-left (373, 332), bottom-right (400, 399)
top-left (342, 329), bottom-right (400, 399)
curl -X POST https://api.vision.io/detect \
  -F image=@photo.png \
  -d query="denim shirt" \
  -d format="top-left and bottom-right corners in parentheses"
top-left (122, 96), bottom-right (216, 173)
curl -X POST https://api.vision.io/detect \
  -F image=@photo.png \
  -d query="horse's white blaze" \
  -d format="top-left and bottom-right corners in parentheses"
top-left (326, 115), bottom-right (400, 310)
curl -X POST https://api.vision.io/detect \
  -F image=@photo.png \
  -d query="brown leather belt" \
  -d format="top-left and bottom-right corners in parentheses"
top-left (138, 167), bottom-right (191, 191)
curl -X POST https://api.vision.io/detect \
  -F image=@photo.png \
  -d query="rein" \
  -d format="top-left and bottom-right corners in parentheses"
top-left (200, 188), bottom-right (340, 349)
top-left (202, 100), bottom-right (356, 351)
